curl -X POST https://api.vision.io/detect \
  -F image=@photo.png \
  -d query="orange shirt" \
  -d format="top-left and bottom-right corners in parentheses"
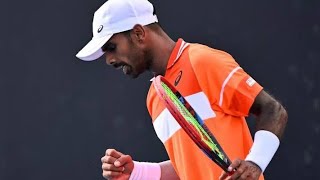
top-left (147, 39), bottom-right (264, 180)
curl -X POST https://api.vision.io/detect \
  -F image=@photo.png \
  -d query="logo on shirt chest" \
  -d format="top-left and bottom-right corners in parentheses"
top-left (174, 71), bottom-right (183, 86)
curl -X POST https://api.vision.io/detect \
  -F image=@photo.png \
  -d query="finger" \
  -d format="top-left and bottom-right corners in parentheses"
top-left (106, 149), bottom-right (123, 158)
top-left (102, 163), bottom-right (125, 172)
top-left (114, 154), bottom-right (132, 167)
top-left (228, 159), bottom-right (242, 172)
top-left (239, 169), bottom-right (250, 180)
top-left (219, 171), bottom-right (229, 180)
top-left (102, 170), bottom-right (123, 179)
top-left (101, 155), bottom-right (117, 164)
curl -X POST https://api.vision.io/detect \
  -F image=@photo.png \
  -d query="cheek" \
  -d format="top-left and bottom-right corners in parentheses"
top-left (128, 50), bottom-right (143, 65)
top-left (136, 51), bottom-right (147, 67)
top-left (116, 52), bottom-right (131, 64)
top-left (122, 48), bottom-right (137, 64)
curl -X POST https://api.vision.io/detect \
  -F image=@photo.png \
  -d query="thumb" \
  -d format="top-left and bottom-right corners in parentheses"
top-left (219, 171), bottom-right (229, 180)
top-left (114, 155), bottom-right (134, 174)
top-left (114, 154), bottom-right (133, 167)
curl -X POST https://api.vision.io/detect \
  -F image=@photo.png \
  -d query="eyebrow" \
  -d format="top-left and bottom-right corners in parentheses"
top-left (101, 42), bottom-right (115, 51)
top-left (103, 42), bottom-right (112, 47)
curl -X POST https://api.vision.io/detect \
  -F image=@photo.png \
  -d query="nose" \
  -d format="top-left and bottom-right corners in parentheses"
top-left (105, 54), bottom-right (115, 65)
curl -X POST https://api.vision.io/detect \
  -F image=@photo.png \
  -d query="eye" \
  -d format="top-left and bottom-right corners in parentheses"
top-left (102, 43), bottom-right (116, 52)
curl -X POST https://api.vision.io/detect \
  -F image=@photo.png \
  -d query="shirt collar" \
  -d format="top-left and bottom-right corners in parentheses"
top-left (166, 38), bottom-right (189, 69)
top-left (150, 38), bottom-right (189, 82)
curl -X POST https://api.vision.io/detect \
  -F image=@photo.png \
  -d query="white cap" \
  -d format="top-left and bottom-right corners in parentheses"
top-left (76, 0), bottom-right (158, 61)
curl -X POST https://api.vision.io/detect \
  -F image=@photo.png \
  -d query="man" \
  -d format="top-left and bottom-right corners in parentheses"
top-left (76, 0), bottom-right (288, 179)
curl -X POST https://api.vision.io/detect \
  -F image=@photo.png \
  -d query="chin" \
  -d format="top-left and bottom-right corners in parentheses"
top-left (126, 72), bottom-right (139, 79)
top-left (129, 69), bottom-right (145, 79)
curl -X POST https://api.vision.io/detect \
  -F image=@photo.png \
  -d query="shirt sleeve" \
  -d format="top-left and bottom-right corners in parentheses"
top-left (189, 45), bottom-right (263, 117)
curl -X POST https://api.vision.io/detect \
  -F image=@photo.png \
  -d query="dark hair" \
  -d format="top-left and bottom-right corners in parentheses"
top-left (146, 22), bottom-right (162, 34)
top-left (120, 22), bottom-right (162, 40)
top-left (121, 29), bottom-right (132, 39)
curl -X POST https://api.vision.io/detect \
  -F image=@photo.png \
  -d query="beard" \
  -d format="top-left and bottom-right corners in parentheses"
top-left (128, 48), bottom-right (153, 79)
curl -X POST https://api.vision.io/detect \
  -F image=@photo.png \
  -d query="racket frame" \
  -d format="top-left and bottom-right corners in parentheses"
top-left (153, 75), bottom-right (232, 172)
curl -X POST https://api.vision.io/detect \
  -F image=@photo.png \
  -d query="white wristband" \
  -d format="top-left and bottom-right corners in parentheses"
top-left (245, 130), bottom-right (280, 172)
top-left (129, 161), bottom-right (161, 180)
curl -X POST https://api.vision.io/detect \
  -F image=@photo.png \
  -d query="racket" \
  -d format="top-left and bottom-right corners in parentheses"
top-left (153, 75), bottom-right (232, 172)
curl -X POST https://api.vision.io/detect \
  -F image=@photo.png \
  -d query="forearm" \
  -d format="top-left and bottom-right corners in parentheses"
top-left (246, 90), bottom-right (288, 172)
top-left (251, 91), bottom-right (288, 139)
top-left (255, 100), bottom-right (288, 139)
top-left (159, 160), bottom-right (180, 180)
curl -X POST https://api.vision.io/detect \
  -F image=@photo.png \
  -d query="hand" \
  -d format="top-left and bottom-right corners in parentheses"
top-left (219, 158), bottom-right (262, 180)
top-left (101, 149), bottom-right (134, 180)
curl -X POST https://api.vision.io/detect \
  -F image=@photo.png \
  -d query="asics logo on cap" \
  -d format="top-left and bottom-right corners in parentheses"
top-left (97, 25), bottom-right (103, 33)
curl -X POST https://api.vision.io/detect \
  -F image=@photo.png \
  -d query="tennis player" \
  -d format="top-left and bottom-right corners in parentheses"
top-left (76, 0), bottom-right (288, 179)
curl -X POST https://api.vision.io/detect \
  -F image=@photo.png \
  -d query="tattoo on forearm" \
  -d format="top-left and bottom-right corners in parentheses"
top-left (250, 91), bottom-right (288, 139)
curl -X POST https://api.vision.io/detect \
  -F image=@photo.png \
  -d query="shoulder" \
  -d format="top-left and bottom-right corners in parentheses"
top-left (187, 43), bottom-right (238, 70)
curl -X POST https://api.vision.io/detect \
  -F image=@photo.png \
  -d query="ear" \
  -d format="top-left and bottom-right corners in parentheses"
top-left (131, 24), bottom-right (146, 43)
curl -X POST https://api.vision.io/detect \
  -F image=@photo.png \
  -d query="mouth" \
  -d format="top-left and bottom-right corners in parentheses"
top-left (122, 65), bottom-right (131, 75)
top-left (113, 64), bottom-right (123, 70)
top-left (113, 63), bottom-right (132, 75)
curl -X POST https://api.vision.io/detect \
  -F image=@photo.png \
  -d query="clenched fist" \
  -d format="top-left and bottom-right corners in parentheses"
top-left (101, 149), bottom-right (134, 180)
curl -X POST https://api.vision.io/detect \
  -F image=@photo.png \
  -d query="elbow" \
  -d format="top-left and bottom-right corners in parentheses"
top-left (275, 102), bottom-right (288, 138)
top-left (278, 103), bottom-right (288, 126)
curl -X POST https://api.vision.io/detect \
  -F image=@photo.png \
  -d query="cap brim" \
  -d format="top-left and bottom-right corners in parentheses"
top-left (76, 34), bottom-right (113, 61)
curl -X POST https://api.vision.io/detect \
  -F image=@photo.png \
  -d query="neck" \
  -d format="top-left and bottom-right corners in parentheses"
top-left (149, 32), bottom-right (176, 76)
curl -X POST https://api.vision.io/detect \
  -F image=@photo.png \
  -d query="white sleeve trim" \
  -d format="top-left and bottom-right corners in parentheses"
top-left (218, 66), bottom-right (242, 106)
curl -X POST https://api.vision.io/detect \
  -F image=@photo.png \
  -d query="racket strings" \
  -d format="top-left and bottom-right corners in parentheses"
top-left (161, 82), bottom-right (225, 160)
